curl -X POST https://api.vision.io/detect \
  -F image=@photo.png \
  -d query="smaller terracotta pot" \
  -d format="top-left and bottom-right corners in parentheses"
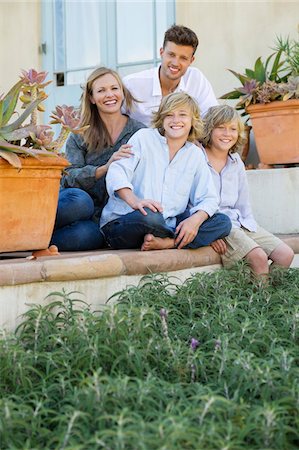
top-left (246, 99), bottom-right (299, 165)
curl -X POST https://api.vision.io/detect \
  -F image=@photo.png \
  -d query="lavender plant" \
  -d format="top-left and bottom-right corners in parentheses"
top-left (0, 266), bottom-right (299, 449)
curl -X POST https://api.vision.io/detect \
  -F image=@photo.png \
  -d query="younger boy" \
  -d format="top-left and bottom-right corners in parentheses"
top-left (100, 93), bottom-right (231, 250)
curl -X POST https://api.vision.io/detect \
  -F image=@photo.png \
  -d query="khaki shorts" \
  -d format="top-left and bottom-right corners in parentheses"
top-left (221, 225), bottom-right (283, 268)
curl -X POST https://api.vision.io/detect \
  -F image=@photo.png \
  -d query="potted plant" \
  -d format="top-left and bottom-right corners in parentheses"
top-left (0, 69), bottom-right (88, 252)
top-left (220, 35), bottom-right (299, 165)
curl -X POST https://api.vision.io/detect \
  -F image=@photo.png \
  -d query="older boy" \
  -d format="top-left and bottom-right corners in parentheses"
top-left (123, 25), bottom-right (218, 126)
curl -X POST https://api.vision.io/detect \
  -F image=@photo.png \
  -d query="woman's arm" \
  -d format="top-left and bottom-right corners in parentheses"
top-left (63, 134), bottom-right (134, 191)
top-left (62, 134), bottom-right (99, 191)
top-left (95, 144), bottom-right (133, 179)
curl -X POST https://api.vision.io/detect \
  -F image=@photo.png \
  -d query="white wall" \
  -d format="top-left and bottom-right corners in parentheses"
top-left (1, 1), bottom-right (298, 106)
top-left (247, 167), bottom-right (299, 234)
top-left (176, 0), bottom-right (299, 100)
top-left (0, 0), bottom-right (41, 94)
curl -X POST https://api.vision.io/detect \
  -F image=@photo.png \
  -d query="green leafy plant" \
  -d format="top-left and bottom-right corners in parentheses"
top-left (275, 35), bottom-right (299, 76)
top-left (1, 266), bottom-right (299, 449)
top-left (0, 69), bottom-right (88, 168)
top-left (221, 34), bottom-right (299, 114)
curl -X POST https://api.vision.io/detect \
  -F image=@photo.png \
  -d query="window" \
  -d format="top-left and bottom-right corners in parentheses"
top-left (52, 0), bottom-right (175, 86)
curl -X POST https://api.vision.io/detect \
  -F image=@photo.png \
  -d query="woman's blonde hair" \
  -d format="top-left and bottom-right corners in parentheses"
top-left (201, 105), bottom-right (246, 153)
top-left (151, 92), bottom-right (204, 142)
top-left (80, 67), bottom-right (138, 151)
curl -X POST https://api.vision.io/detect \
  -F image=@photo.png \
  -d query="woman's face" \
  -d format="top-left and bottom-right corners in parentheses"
top-left (90, 73), bottom-right (124, 114)
top-left (210, 119), bottom-right (239, 152)
top-left (162, 106), bottom-right (192, 141)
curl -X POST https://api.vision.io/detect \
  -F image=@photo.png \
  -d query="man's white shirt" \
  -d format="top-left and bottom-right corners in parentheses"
top-left (123, 66), bottom-right (218, 126)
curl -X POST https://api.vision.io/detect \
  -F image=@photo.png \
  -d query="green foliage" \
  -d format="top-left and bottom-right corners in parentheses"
top-left (0, 266), bottom-right (299, 449)
top-left (0, 69), bottom-right (86, 168)
top-left (275, 35), bottom-right (299, 76)
top-left (221, 33), bottom-right (299, 114)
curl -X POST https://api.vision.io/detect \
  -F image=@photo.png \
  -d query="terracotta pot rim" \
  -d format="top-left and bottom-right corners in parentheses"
top-left (246, 98), bottom-right (299, 114)
top-left (0, 154), bottom-right (70, 168)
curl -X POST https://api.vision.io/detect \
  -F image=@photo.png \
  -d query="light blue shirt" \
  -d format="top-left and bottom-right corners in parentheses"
top-left (100, 128), bottom-right (219, 229)
top-left (203, 149), bottom-right (257, 232)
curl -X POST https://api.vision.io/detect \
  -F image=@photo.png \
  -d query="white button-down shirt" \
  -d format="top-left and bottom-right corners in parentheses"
top-left (100, 128), bottom-right (219, 229)
top-left (203, 149), bottom-right (257, 231)
top-left (123, 66), bottom-right (218, 126)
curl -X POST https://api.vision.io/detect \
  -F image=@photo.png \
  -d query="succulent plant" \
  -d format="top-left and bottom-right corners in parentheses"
top-left (49, 105), bottom-right (89, 151)
top-left (220, 33), bottom-right (298, 115)
top-left (277, 75), bottom-right (299, 100)
top-left (0, 69), bottom-right (88, 168)
top-left (19, 69), bottom-right (52, 123)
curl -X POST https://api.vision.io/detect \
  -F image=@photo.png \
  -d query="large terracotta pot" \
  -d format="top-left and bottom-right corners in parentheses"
top-left (0, 155), bottom-right (69, 252)
top-left (246, 99), bottom-right (299, 165)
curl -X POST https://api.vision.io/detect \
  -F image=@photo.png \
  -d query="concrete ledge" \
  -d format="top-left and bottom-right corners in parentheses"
top-left (1, 236), bottom-right (299, 287)
top-left (0, 236), bottom-right (298, 332)
top-left (278, 235), bottom-right (299, 254)
top-left (0, 253), bottom-right (125, 286)
top-left (0, 247), bottom-right (221, 286)
top-left (113, 246), bottom-right (220, 275)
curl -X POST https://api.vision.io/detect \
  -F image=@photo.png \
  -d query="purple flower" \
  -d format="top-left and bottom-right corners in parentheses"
top-left (160, 308), bottom-right (168, 319)
top-left (190, 338), bottom-right (199, 351)
top-left (215, 339), bottom-right (221, 350)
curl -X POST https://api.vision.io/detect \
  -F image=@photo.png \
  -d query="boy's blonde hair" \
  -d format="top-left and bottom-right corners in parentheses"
top-left (202, 105), bottom-right (246, 153)
top-left (151, 92), bottom-right (204, 142)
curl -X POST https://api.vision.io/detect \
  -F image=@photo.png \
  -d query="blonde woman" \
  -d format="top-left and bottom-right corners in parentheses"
top-left (202, 105), bottom-right (294, 278)
top-left (51, 67), bottom-right (145, 251)
top-left (100, 92), bottom-right (231, 250)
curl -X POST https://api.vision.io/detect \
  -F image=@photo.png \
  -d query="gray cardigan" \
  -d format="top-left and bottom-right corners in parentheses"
top-left (61, 117), bottom-right (146, 220)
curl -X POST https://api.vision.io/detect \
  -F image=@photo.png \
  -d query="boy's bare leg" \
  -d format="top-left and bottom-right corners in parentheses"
top-left (141, 234), bottom-right (175, 251)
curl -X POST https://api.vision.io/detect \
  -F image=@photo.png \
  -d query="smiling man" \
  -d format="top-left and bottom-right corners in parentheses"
top-left (123, 25), bottom-right (218, 126)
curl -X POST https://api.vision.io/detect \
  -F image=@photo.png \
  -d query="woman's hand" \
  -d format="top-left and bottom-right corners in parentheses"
top-left (107, 144), bottom-right (133, 169)
top-left (95, 144), bottom-right (134, 179)
top-left (210, 239), bottom-right (227, 254)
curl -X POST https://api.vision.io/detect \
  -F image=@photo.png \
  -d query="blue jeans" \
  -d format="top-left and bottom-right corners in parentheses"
top-left (102, 208), bottom-right (231, 250)
top-left (51, 188), bottom-right (105, 251)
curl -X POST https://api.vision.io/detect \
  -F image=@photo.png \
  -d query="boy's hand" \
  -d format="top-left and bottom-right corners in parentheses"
top-left (210, 239), bottom-right (227, 254)
top-left (132, 199), bottom-right (163, 216)
top-left (175, 215), bottom-right (201, 249)
top-left (116, 188), bottom-right (163, 216)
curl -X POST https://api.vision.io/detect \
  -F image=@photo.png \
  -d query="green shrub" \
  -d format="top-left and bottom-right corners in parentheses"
top-left (0, 265), bottom-right (299, 449)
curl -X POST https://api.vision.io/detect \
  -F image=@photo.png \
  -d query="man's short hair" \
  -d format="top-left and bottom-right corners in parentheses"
top-left (163, 24), bottom-right (199, 54)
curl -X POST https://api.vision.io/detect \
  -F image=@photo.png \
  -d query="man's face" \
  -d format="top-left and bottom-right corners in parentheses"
top-left (160, 41), bottom-right (195, 82)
